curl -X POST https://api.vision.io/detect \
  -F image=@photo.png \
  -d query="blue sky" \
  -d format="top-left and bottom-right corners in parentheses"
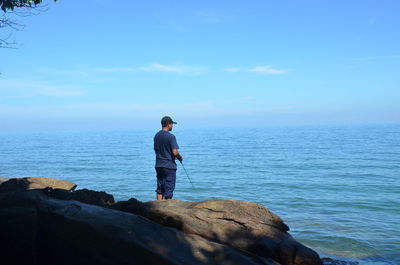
top-left (1, 0), bottom-right (399, 131)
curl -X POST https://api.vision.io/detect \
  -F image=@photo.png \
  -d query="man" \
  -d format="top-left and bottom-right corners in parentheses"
top-left (153, 116), bottom-right (183, 200)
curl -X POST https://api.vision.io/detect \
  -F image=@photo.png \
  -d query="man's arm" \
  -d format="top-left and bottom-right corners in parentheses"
top-left (171, 134), bottom-right (182, 162)
top-left (172, 149), bottom-right (183, 162)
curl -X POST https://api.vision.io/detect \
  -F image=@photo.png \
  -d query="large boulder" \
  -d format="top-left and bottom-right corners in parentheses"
top-left (0, 177), bottom-right (76, 193)
top-left (0, 190), bottom-right (275, 265)
top-left (0, 176), bottom-right (325, 265)
top-left (110, 199), bottom-right (322, 265)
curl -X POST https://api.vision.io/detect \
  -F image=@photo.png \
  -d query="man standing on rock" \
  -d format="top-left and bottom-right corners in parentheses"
top-left (153, 116), bottom-right (183, 200)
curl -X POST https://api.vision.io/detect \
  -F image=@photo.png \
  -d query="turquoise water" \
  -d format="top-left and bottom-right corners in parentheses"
top-left (1, 124), bottom-right (399, 264)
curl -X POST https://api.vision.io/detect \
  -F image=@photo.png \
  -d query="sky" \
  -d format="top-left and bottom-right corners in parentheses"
top-left (1, 0), bottom-right (399, 131)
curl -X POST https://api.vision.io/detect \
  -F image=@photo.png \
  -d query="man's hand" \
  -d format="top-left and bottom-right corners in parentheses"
top-left (172, 149), bottom-right (183, 162)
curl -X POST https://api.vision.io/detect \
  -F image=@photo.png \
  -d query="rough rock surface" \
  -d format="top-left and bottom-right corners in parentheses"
top-left (111, 198), bottom-right (322, 265)
top-left (0, 177), bottom-right (324, 265)
top-left (0, 190), bottom-right (274, 265)
top-left (0, 177), bottom-right (76, 192)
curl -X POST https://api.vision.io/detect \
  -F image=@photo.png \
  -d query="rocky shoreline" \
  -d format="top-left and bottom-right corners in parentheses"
top-left (0, 177), bottom-right (351, 265)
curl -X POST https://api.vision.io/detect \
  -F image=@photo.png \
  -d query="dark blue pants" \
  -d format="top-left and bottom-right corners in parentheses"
top-left (155, 167), bottom-right (176, 199)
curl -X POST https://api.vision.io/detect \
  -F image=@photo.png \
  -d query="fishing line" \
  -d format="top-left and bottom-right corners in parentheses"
top-left (179, 161), bottom-right (195, 189)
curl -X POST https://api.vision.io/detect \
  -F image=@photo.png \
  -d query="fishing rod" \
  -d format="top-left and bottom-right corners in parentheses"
top-left (179, 161), bottom-right (195, 189)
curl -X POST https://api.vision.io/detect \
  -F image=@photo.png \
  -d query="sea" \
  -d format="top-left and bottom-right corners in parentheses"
top-left (0, 124), bottom-right (399, 265)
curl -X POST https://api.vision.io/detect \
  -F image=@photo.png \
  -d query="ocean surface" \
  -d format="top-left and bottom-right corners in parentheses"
top-left (0, 124), bottom-right (399, 264)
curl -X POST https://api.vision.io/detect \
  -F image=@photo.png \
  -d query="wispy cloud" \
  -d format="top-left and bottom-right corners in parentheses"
top-left (195, 9), bottom-right (232, 24)
top-left (162, 21), bottom-right (189, 33)
top-left (35, 84), bottom-right (84, 97)
top-left (92, 63), bottom-right (207, 75)
top-left (223, 67), bottom-right (241, 73)
top-left (248, 66), bottom-right (287, 75)
top-left (224, 66), bottom-right (288, 75)
top-left (0, 80), bottom-right (85, 98)
top-left (94, 67), bottom-right (137, 73)
top-left (140, 63), bottom-right (207, 75)
top-left (34, 67), bottom-right (90, 77)
top-left (35, 63), bottom-right (288, 77)
top-left (350, 55), bottom-right (400, 61)
top-left (140, 63), bottom-right (183, 73)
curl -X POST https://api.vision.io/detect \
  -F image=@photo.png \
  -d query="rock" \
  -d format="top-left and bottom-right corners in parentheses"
top-left (41, 187), bottom-right (114, 206)
top-left (0, 177), bottom-right (76, 193)
top-left (0, 190), bottom-right (276, 265)
top-left (0, 176), bottom-right (324, 265)
top-left (71, 188), bottom-right (115, 206)
top-left (45, 188), bottom-right (73, 200)
top-left (0, 177), bottom-right (10, 185)
top-left (0, 205), bottom-right (38, 265)
top-left (110, 199), bottom-right (322, 265)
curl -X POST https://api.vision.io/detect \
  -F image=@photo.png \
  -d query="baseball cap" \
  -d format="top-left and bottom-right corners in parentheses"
top-left (161, 116), bottom-right (177, 127)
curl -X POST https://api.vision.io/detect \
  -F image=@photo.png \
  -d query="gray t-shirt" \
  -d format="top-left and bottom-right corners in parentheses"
top-left (154, 130), bottom-right (179, 169)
